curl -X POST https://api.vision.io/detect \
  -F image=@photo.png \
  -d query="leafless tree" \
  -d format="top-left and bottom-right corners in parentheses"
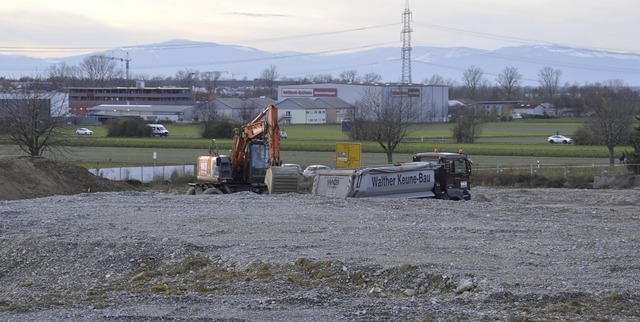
top-left (424, 74), bottom-right (446, 85)
top-left (581, 83), bottom-right (639, 165)
top-left (47, 62), bottom-right (80, 91)
top-left (312, 74), bottom-right (334, 83)
top-left (0, 86), bottom-right (69, 157)
top-left (339, 70), bottom-right (360, 83)
top-left (260, 65), bottom-right (280, 97)
top-left (194, 101), bottom-right (218, 123)
top-left (349, 86), bottom-right (419, 163)
top-left (424, 74), bottom-right (458, 87)
top-left (496, 67), bottom-right (522, 100)
top-left (362, 72), bottom-right (382, 83)
top-left (452, 108), bottom-right (482, 143)
top-left (235, 101), bottom-right (259, 124)
top-left (201, 71), bottom-right (224, 97)
top-left (78, 55), bottom-right (122, 86)
top-left (538, 66), bottom-right (562, 102)
top-left (175, 69), bottom-right (199, 88)
top-left (461, 65), bottom-right (484, 99)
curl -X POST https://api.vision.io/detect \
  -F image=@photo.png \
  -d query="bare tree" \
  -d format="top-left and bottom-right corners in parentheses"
top-left (194, 101), bottom-right (218, 123)
top-left (349, 86), bottom-right (419, 163)
top-left (538, 66), bottom-right (562, 103)
top-left (452, 108), bottom-right (482, 143)
top-left (339, 70), bottom-right (360, 83)
top-left (312, 74), bottom-right (334, 83)
top-left (496, 67), bottom-right (522, 100)
top-left (362, 72), bottom-right (382, 83)
top-left (461, 66), bottom-right (484, 99)
top-left (424, 74), bottom-right (458, 87)
top-left (235, 101), bottom-right (259, 124)
top-left (260, 65), bottom-right (280, 98)
top-left (200, 71), bottom-right (224, 97)
top-left (424, 74), bottom-right (446, 85)
top-left (581, 83), bottom-right (639, 165)
top-left (78, 55), bottom-right (121, 86)
top-left (175, 69), bottom-right (199, 88)
top-left (47, 62), bottom-right (79, 91)
top-left (0, 87), bottom-right (69, 157)
top-left (628, 116), bottom-right (640, 174)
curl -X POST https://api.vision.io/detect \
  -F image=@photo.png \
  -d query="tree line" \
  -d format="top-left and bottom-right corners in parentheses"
top-left (1, 55), bottom-right (639, 169)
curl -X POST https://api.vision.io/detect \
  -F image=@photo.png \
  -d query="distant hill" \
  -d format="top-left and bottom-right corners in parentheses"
top-left (1, 39), bottom-right (639, 86)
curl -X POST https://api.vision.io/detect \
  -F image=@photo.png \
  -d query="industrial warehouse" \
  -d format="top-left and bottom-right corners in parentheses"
top-left (76, 82), bottom-right (449, 125)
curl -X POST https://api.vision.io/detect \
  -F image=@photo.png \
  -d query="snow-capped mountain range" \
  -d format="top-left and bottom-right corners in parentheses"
top-left (2, 39), bottom-right (639, 87)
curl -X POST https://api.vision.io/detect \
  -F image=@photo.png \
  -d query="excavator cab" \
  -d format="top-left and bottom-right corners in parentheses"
top-left (248, 140), bottom-right (269, 183)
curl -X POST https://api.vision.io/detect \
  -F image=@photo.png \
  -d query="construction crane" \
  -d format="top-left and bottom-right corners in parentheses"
top-left (110, 52), bottom-right (132, 81)
top-left (231, 72), bottom-right (245, 80)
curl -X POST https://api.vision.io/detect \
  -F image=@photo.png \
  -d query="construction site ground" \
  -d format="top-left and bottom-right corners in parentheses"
top-left (1, 156), bottom-right (639, 321)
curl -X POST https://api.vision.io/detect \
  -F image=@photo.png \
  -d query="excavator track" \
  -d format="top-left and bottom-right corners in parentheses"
top-left (265, 166), bottom-right (300, 194)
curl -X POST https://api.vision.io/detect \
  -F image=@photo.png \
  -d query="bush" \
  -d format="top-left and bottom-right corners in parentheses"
top-left (201, 119), bottom-right (238, 139)
top-left (572, 126), bottom-right (595, 145)
top-left (107, 118), bottom-right (152, 137)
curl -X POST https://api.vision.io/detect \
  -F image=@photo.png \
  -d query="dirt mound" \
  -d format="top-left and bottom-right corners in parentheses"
top-left (0, 156), bottom-right (137, 200)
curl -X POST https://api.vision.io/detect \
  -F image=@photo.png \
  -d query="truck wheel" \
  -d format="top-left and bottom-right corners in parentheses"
top-left (203, 187), bottom-right (223, 194)
top-left (186, 187), bottom-right (196, 195)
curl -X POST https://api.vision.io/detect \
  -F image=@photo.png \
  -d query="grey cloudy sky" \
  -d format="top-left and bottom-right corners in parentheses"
top-left (1, 0), bottom-right (637, 57)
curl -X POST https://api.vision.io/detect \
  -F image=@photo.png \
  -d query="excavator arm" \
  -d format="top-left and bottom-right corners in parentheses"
top-left (230, 105), bottom-right (282, 181)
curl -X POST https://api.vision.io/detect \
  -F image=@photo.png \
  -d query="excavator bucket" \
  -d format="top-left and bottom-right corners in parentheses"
top-left (265, 166), bottom-right (300, 194)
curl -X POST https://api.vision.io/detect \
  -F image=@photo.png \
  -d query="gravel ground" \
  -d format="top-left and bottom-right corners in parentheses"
top-left (1, 187), bottom-right (640, 321)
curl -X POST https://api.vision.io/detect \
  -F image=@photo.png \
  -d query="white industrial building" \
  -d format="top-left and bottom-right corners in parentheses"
top-left (86, 104), bottom-right (194, 122)
top-left (277, 83), bottom-right (449, 123)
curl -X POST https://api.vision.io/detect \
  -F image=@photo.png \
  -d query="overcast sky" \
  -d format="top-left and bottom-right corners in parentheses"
top-left (1, 0), bottom-right (637, 58)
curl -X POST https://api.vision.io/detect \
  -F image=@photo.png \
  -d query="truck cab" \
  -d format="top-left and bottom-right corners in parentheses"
top-left (412, 151), bottom-right (472, 200)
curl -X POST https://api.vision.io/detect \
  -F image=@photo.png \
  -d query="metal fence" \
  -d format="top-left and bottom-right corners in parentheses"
top-left (474, 162), bottom-right (637, 177)
top-left (89, 165), bottom-right (194, 183)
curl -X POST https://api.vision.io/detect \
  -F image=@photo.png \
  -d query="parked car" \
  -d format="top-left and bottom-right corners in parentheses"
top-left (75, 128), bottom-right (93, 135)
top-left (303, 165), bottom-right (331, 178)
top-left (548, 134), bottom-right (572, 144)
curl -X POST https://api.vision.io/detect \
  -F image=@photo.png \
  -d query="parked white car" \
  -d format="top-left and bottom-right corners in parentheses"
top-left (548, 134), bottom-right (572, 144)
top-left (303, 165), bottom-right (331, 178)
top-left (75, 128), bottom-right (93, 135)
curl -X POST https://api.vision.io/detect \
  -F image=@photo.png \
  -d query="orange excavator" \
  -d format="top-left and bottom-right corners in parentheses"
top-left (187, 105), bottom-right (299, 195)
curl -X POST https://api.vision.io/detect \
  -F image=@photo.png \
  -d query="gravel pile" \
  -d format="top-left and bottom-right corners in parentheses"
top-left (1, 187), bottom-right (639, 321)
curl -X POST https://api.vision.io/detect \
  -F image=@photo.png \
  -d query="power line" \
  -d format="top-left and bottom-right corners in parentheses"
top-left (281, 58), bottom-right (402, 78)
top-left (413, 21), bottom-right (640, 55)
top-left (0, 23), bottom-right (401, 55)
top-left (131, 42), bottom-right (400, 70)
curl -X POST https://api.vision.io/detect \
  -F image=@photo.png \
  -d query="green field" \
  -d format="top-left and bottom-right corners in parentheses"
top-left (1, 120), bottom-right (629, 168)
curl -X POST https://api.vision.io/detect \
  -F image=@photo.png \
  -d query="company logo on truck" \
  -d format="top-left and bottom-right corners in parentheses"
top-left (326, 178), bottom-right (341, 187)
top-left (368, 172), bottom-right (431, 188)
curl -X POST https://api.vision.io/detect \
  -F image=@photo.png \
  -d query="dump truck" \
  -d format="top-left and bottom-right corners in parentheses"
top-left (312, 150), bottom-right (472, 200)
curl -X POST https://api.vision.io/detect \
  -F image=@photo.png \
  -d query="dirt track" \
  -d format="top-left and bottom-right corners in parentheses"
top-left (1, 185), bottom-right (639, 321)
